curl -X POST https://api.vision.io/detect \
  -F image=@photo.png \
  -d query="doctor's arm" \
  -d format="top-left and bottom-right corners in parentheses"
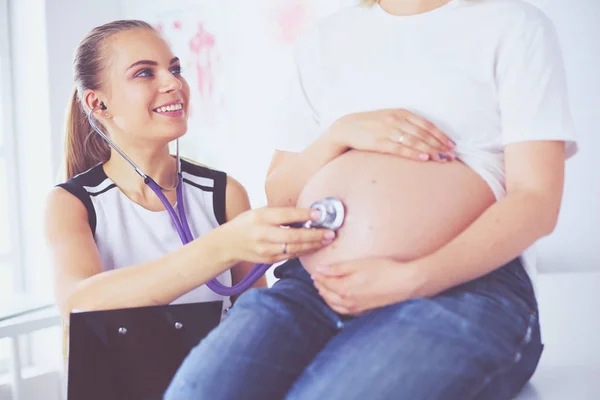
top-left (46, 184), bottom-right (331, 319)
top-left (45, 187), bottom-right (236, 319)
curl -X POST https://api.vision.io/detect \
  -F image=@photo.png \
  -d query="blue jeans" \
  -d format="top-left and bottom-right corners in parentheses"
top-left (164, 258), bottom-right (542, 400)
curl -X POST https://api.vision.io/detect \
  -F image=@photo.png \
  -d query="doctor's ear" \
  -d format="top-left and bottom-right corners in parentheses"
top-left (83, 91), bottom-right (110, 117)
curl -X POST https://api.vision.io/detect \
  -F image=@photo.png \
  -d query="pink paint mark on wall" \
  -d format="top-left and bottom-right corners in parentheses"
top-left (189, 23), bottom-right (217, 99)
top-left (275, 0), bottom-right (312, 45)
top-left (154, 23), bottom-right (164, 34)
top-left (173, 21), bottom-right (182, 30)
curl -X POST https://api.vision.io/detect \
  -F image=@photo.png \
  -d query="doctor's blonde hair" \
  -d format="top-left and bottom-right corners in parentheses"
top-left (64, 20), bottom-right (155, 180)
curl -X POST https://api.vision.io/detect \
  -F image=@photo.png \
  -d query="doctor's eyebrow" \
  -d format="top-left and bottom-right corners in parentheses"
top-left (127, 57), bottom-right (180, 71)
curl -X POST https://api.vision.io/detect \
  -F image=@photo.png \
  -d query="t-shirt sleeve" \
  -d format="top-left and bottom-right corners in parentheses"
top-left (496, 11), bottom-right (578, 159)
top-left (271, 27), bottom-right (324, 153)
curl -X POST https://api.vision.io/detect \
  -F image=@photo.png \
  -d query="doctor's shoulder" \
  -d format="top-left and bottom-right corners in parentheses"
top-left (180, 157), bottom-right (251, 221)
top-left (46, 185), bottom-right (89, 226)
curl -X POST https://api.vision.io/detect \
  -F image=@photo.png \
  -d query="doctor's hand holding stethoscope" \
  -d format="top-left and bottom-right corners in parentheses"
top-left (220, 206), bottom-right (336, 265)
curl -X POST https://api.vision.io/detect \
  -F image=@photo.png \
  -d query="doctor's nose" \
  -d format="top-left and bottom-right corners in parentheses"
top-left (160, 74), bottom-right (183, 93)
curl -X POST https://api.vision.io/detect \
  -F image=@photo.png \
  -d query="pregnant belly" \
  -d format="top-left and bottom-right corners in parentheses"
top-left (297, 150), bottom-right (496, 275)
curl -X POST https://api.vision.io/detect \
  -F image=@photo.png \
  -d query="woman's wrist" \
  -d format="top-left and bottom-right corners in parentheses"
top-left (323, 120), bottom-right (350, 153)
top-left (392, 259), bottom-right (433, 300)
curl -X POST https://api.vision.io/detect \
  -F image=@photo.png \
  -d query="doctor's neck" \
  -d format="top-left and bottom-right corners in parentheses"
top-left (377, 0), bottom-right (453, 16)
top-left (103, 143), bottom-right (178, 194)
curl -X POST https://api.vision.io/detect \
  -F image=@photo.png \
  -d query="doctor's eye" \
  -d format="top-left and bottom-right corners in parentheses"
top-left (170, 65), bottom-right (183, 75)
top-left (134, 68), bottom-right (154, 78)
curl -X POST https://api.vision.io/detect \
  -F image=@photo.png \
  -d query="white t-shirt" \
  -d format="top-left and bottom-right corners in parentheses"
top-left (274, 0), bottom-right (578, 284)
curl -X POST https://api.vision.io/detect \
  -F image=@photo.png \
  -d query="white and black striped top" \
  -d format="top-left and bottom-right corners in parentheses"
top-left (57, 159), bottom-right (232, 310)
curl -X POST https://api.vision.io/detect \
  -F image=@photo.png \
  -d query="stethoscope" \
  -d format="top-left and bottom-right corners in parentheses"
top-left (87, 105), bottom-right (346, 296)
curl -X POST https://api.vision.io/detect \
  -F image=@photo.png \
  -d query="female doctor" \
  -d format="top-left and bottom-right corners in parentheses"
top-left (45, 20), bottom-right (335, 331)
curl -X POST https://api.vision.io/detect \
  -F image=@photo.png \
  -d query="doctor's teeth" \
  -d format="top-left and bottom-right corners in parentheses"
top-left (156, 104), bottom-right (182, 112)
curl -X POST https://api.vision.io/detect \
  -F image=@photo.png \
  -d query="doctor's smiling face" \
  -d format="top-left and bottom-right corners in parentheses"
top-left (86, 27), bottom-right (190, 146)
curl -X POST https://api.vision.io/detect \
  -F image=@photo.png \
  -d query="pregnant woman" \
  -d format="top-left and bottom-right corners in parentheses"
top-left (166, 0), bottom-right (577, 399)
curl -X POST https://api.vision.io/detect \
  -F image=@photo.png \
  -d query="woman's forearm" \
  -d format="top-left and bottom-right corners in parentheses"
top-left (64, 228), bottom-right (232, 315)
top-left (266, 127), bottom-right (347, 207)
top-left (410, 190), bottom-right (558, 298)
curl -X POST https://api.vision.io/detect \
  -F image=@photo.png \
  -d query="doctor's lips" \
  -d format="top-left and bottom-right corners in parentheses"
top-left (152, 100), bottom-right (184, 115)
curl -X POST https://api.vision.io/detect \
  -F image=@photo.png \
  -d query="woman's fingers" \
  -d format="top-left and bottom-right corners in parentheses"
top-left (314, 281), bottom-right (348, 308)
top-left (401, 111), bottom-right (456, 149)
top-left (385, 110), bottom-right (456, 162)
top-left (390, 127), bottom-right (456, 163)
top-left (396, 121), bottom-right (447, 152)
top-left (383, 139), bottom-right (431, 161)
top-left (313, 281), bottom-right (358, 315)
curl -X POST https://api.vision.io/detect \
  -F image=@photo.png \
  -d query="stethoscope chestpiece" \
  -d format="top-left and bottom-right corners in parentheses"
top-left (307, 197), bottom-right (345, 231)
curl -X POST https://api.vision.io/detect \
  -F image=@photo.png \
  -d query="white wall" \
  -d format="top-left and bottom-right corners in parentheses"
top-left (9, 0), bottom-right (53, 299)
top-left (5, 0), bottom-right (124, 321)
top-left (519, 0), bottom-right (600, 373)
top-left (0, 2), bottom-right (125, 399)
top-left (45, 0), bottom-right (123, 178)
top-left (1, 0), bottom-right (126, 302)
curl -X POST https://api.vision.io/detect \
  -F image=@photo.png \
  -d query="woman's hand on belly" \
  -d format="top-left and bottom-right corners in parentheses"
top-left (330, 109), bottom-right (457, 163)
top-left (311, 257), bottom-right (422, 315)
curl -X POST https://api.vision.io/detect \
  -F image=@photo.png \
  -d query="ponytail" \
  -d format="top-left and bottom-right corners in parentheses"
top-left (63, 87), bottom-right (109, 180)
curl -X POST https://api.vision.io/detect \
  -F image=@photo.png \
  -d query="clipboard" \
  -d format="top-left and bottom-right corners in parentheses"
top-left (67, 301), bottom-right (223, 400)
